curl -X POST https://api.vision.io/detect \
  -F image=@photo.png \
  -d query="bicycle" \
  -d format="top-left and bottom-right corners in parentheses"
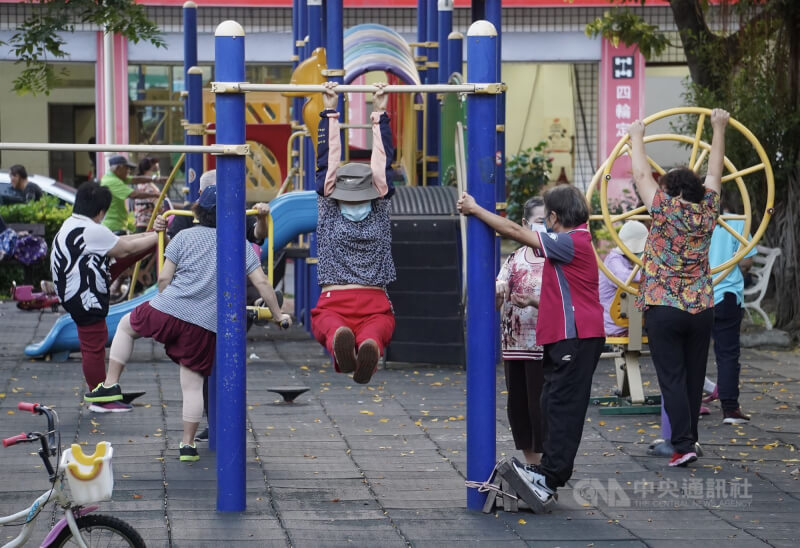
top-left (1, 402), bottom-right (145, 547)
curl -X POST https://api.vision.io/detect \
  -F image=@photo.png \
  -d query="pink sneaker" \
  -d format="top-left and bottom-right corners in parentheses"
top-left (699, 405), bottom-right (711, 416)
top-left (702, 386), bottom-right (718, 403)
top-left (89, 401), bottom-right (133, 413)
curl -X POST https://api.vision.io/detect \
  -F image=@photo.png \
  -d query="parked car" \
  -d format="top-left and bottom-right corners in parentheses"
top-left (0, 171), bottom-right (76, 205)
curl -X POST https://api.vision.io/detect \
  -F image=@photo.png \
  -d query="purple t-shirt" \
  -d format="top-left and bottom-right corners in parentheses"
top-left (598, 249), bottom-right (641, 336)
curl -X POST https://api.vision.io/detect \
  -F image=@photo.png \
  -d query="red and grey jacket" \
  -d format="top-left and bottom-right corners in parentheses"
top-left (315, 108), bottom-right (395, 199)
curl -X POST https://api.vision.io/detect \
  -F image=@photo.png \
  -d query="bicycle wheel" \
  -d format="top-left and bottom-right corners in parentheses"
top-left (50, 513), bottom-right (146, 548)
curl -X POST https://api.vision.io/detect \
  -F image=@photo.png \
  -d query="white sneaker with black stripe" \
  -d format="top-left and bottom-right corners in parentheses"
top-left (498, 457), bottom-right (557, 513)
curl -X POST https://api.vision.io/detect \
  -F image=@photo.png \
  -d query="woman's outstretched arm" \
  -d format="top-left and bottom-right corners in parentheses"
top-left (457, 192), bottom-right (541, 250)
top-left (705, 108), bottom-right (730, 195)
top-left (316, 82), bottom-right (341, 197)
top-left (629, 120), bottom-right (658, 210)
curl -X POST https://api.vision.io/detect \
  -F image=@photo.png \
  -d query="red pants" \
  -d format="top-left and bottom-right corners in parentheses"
top-left (76, 320), bottom-right (108, 390)
top-left (311, 288), bottom-right (395, 372)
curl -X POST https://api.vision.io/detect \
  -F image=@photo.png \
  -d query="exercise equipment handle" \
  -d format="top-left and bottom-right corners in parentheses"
top-left (3, 433), bottom-right (28, 448)
top-left (18, 401), bottom-right (39, 413)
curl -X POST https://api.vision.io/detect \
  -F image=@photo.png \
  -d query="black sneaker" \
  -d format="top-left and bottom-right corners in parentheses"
top-left (497, 457), bottom-right (556, 513)
top-left (84, 382), bottom-right (123, 403)
top-left (723, 408), bottom-right (751, 425)
top-left (194, 427), bottom-right (209, 442)
top-left (179, 442), bottom-right (199, 462)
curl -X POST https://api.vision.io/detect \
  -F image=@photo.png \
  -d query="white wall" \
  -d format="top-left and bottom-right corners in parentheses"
top-left (503, 63), bottom-right (575, 184)
top-left (0, 62), bottom-right (95, 177)
top-left (644, 65), bottom-right (693, 171)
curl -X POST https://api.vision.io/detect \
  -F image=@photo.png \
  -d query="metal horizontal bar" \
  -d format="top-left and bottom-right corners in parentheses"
top-left (0, 142), bottom-right (234, 154)
top-left (217, 82), bottom-right (503, 94)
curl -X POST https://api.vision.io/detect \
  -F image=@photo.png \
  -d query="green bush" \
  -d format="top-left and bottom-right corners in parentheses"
top-left (0, 196), bottom-right (73, 293)
top-left (0, 195), bottom-right (73, 242)
top-left (505, 142), bottom-right (552, 224)
top-left (589, 187), bottom-right (640, 259)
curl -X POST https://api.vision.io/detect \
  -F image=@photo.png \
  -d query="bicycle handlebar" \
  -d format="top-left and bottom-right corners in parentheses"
top-left (18, 401), bottom-right (39, 413)
top-left (3, 432), bottom-right (28, 447)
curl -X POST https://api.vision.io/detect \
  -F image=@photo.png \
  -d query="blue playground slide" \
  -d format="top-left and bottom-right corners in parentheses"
top-left (24, 287), bottom-right (158, 361)
top-left (259, 190), bottom-right (318, 262)
top-left (25, 191), bottom-right (319, 361)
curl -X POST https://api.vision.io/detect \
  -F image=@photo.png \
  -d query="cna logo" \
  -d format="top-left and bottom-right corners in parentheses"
top-left (572, 478), bottom-right (631, 507)
top-left (547, 233), bottom-right (558, 240)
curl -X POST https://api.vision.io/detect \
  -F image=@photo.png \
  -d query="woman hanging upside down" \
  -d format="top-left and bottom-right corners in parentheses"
top-left (311, 81), bottom-right (396, 384)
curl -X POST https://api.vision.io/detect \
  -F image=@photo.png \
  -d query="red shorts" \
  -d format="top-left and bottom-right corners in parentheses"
top-left (130, 302), bottom-right (216, 376)
top-left (311, 288), bottom-right (395, 372)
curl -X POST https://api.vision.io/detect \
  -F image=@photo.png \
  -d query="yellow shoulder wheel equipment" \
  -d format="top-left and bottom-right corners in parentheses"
top-left (586, 107), bottom-right (775, 295)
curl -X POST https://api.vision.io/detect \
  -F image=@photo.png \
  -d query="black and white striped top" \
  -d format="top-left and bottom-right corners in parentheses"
top-left (316, 196), bottom-right (396, 287)
top-left (150, 226), bottom-right (261, 333)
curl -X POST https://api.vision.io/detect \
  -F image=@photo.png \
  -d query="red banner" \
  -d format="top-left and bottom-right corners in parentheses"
top-left (598, 37), bottom-right (646, 202)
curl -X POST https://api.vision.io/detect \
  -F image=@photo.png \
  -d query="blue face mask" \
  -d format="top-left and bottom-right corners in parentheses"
top-left (339, 201), bottom-right (372, 222)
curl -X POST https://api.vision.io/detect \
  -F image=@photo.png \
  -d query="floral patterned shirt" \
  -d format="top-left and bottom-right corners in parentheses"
top-left (133, 182), bottom-right (160, 229)
top-left (637, 188), bottom-right (720, 313)
top-left (497, 247), bottom-right (544, 360)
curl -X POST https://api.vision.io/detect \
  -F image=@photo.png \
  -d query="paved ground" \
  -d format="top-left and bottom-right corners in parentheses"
top-left (2, 301), bottom-right (800, 547)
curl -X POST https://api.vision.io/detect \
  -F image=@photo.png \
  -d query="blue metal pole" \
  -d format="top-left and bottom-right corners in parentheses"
top-left (214, 20), bottom-right (247, 513)
top-left (438, 0), bottom-right (453, 187)
top-left (308, 0), bottom-right (343, 336)
top-left (326, 0), bottom-right (344, 122)
top-left (183, 2), bottom-right (200, 202)
top-left (305, 0), bottom-right (325, 334)
top-left (448, 31), bottom-right (463, 78)
top-left (307, 0), bottom-right (322, 51)
top-left (438, 0), bottom-right (452, 85)
top-left (465, 19), bottom-right (497, 512)
top-left (297, 0), bottom-right (307, 58)
top-left (187, 67), bottom-right (210, 451)
top-left (304, 0), bottom-right (323, 333)
top-left (486, 0), bottom-right (503, 368)
top-left (416, 0), bottom-right (427, 182)
top-left (294, 0), bottom-right (307, 325)
top-left (417, 1), bottom-right (428, 83)
top-left (186, 68), bottom-right (203, 206)
top-left (426, 0), bottom-right (440, 185)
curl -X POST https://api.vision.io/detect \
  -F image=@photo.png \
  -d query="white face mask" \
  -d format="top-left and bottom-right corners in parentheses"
top-left (339, 201), bottom-right (372, 222)
top-left (527, 221), bottom-right (546, 233)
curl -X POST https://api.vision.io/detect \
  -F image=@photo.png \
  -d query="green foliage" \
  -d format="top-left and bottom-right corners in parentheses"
top-left (589, 187), bottom-right (641, 258)
top-left (505, 142), bottom-right (552, 224)
top-left (1, 0), bottom-right (165, 95)
top-left (0, 195), bottom-right (73, 242)
top-left (0, 196), bottom-right (72, 290)
top-left (585, 9), bottom-right (671, 60)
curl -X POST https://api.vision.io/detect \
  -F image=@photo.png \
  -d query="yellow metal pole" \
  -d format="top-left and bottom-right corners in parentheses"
top-left (128, 153), bottom-right (186, 300)
top-left (268, 215), bottom-right (274, 286)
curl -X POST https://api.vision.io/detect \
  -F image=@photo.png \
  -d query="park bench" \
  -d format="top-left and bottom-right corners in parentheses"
top-left (743, 245), bottom-right (781, 330)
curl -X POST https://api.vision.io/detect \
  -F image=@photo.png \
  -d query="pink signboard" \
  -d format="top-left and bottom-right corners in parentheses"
top-left (598, 38), bottom-right (645, 204)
